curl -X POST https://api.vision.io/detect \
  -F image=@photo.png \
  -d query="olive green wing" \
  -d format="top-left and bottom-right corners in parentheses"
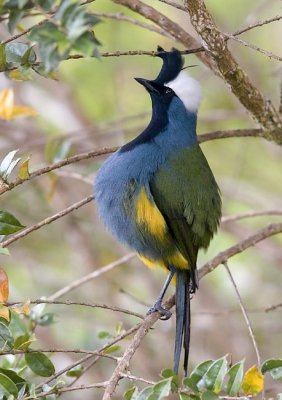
top-left (150, 145), bottom-right (221, 275)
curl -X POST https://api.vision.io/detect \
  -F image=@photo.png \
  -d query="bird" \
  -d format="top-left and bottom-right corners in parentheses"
top-left (95, 46), bottom-right (222, 375)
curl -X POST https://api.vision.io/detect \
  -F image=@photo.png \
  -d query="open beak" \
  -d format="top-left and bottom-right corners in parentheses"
top-left (134, 78), bottom-right (160, 94)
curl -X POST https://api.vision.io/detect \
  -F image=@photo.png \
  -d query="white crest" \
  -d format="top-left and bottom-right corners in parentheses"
top-left (166, 70), bottom-right (202, 113)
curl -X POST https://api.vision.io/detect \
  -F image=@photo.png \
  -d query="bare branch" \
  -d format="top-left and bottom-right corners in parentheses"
top-left (224, 262), bottom-right (261, 366)
top-left (221, 209), bottom-right (282, 223)
top-left (1, 348), bottom-right (117, 360)
top-left (233, 14), bottom-right (282, 36)
top-left (226, 34), bottom-right (282, 62)
top-left (199, 223), bottom-right (282, 279)
top-left (266, 302), bottom-right (282, 312)
top-left (48, 253), bottom-right (135, 300)
top-left (7, 299), bottom-right (144, 319)
top-left (0, 195), bottom-right (94, 248)
top-left (91, 11), bottom-right (174, 39)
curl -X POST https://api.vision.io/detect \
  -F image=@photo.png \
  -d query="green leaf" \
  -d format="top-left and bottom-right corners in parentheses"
top-left (0, 210), bottom-right (25, 235)
top-left (8, 10), bottom-right (24, 34)
top-left (20, 46), bottom-right (36, 66)
top-left (5, 43), bottom-right (34, 69)
top-left (160, 368), bottom-right (178, 391)
top-left (66, 365), bottom-right (83, 378)
top-left (124, 386), bottom-right (138, 400)
top-left (0, 247), bottom-right (10, 256)
top-left (0, 372), bottom-right (18, 398)
top-left (227, 360), bottom-right (244, 396)
top-left (0, 368), bottom-right (26, 391)
top-left (197, 357), bottom-right (228, 393)
top-left (25, 352), bottom-right (55, 377)
top-left (147, 378), bottom-right (172, 400)
top-left (180, 394), bottom-right (200, 400)
top-left (37, 0), bottom-right (54, 11)
top-left (261, 359), bottom-right (282, 374)
top-left (98, 331), bottom-right (111, 339)
top-left (0, 322), bottom-right (14, 350)
top-left (0, 44), bottom-right (7, 72)
top-left (201, 391), bottom-right (219, 400)
top-left (183, 360), bottom-right (213, 392)
top-left (14, 333), bottom-right (33, 350)
top-left (104, 345), bottom-right (120, 354)
top-left (135, 386), bottom-right (153, 400)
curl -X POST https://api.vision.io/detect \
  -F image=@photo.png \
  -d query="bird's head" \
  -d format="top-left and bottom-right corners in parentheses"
top-left (135, 46), bottom-right (202, 114)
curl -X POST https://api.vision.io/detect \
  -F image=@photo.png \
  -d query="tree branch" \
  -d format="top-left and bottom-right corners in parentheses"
top-left (0, 128), bottom-right (265, 196)
top-left (0, 195), bottom-right (94, 248)
top-left (7, 299), bottom-right (144, 319)
top-left (233, 14), bottom-right (282, 36)
top-left (184, 0), bottom-right (282, 140)
top-left (199, 223), bottom-right (282, 278)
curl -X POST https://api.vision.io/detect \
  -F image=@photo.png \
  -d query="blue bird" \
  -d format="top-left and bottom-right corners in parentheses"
top-left (95, 47), bottom-right (221, 375)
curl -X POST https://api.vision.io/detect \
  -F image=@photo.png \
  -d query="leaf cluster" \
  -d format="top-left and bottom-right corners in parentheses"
top-left (0, 0), bottom-right (101, 78)
top-left (124, 356), bottom-right (282, 400)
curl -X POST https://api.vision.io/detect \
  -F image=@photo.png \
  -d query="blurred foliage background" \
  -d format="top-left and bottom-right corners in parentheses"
top-left (0, 0), bottom-right (281, 398)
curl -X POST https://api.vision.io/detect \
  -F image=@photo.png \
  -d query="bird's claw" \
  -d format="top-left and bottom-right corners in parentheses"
top-left (147, 300), bottom-right (172, 320)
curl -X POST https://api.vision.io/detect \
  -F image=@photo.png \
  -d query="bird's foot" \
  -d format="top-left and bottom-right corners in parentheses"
top-left (146, 299), bottom-right (172, 320)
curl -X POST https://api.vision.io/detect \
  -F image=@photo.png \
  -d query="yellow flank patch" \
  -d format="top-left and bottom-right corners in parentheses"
top-left (136, 187), bottom-right (167, 239)
top-left (168, 251), bottom-right (188, 270)
top-left (138, 255), bottom-right (160, 270)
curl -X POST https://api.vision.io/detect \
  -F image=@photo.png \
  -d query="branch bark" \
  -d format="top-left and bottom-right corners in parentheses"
top-left (184, 0), bottom-right (282, 141)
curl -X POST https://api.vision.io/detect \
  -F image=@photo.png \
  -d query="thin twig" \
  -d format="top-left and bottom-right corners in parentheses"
top-left (91, 11), bottom-right (174, 39)
top-left (26, 382), bottom-right (107, 399)
top-left (1, 19), bottom-right (46, 45)
top-left (199, 223), bottom-right (282, 278)
top-left (0, 195), bottom-right (95, 248)
top-left (120, 372), bottom-right (156, 385)
top-left (265, 302), bottom-right (282, 312)
top-left (48, 253), bottom-right (135, 300)
top-left (221, 209), bottom-right (282, 223)
top-left (7, 299), bottom-right (144, 319)
top-left (233, 14), bottom-right (282, 36)
top-left (226, 34), bottom-right (282, 62)
top-left (0, 348), bottom-right (117, 360)
top-left (224, 262), bottom-right (261, 366)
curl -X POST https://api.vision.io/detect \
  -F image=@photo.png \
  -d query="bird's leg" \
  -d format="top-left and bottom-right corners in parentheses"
top-left (190, 268), bottom-right (199, 294)
top-left (147, 270), bottom-right (174, 320)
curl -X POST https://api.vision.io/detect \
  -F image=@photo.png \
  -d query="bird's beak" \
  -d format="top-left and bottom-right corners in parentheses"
top-left (134, 78), bottom-right (159, 94)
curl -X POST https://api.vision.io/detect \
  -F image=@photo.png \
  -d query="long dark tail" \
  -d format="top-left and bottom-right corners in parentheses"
top-left (174, 270), bottom-right (191, 376)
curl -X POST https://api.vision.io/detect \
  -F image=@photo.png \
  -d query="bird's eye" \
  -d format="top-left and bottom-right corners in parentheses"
top-left (165, 88), bottom-right (172, 94)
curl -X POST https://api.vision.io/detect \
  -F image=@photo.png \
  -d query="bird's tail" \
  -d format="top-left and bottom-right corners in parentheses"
top-left (174, 269), bottom-right (191, 376)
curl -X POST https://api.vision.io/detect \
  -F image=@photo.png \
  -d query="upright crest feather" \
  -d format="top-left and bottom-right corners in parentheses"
top-left (154, 46), bottom-right (184, 85)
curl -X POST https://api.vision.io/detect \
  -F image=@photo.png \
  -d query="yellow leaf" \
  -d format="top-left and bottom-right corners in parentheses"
top-left (19, 157), bottom-right (30, 180)
top-left (13, 300), bottom-right (31, 316)
top-left (0, 88), bottom-right (14, 120)
top-left (0, 305), bottom-right (10, 321)
top-left (0, 88), bottom-right (37, 120)
top-left (0, 268), bottom-right (9, 302)
top-left (12, 105), bottom-right (37, 118)
top-left (241, 365), bottom-right (264, 395)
